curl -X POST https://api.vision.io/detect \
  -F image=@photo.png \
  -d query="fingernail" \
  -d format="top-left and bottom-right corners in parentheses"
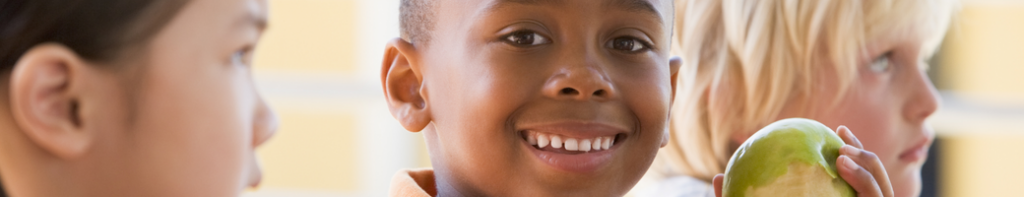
top-left (842, 145), bottom-right (861, 156)
top-left (839, 126), bottom-right (852, 137)
top-left (840, 155), bottom-right (859, 171)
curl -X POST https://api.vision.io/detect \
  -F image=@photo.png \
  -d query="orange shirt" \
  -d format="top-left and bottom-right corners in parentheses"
top-left (389, 168), bottom-right (437, 197)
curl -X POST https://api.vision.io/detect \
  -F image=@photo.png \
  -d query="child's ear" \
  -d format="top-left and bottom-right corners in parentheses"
top-left (8, 44), bottom-right (96, 159)
top-left (662, 56), bottom-right (682, 148)
top-left (668, 56), bottom-right (682, 102)
top-left (381, 38), bottom-right (431, 132)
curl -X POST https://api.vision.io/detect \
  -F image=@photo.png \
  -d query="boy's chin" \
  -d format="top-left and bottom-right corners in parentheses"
top-left (515, 138), bottom-right (647, 196)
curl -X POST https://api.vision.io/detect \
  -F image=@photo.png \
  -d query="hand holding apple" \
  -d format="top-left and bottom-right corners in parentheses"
top-left (711, 118), bottom-right (893, 197)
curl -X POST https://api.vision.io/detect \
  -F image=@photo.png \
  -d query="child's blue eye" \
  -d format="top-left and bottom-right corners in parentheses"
top-left (505, 31), bottom-right (550, 46)
top-left (608, 37), bottom-right (648, 52)
top-left (870, 52), bottom-right (892, 73)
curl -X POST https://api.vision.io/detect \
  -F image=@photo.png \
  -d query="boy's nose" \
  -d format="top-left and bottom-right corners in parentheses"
top-left (542, 67), bottom-right (616, 101)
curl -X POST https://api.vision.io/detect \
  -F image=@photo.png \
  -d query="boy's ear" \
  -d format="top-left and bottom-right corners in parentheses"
top-left (661, 57), bottom-right (682, 148)
top-left (381, 38), bottom-right (431, 132)
top-left (8, 44), bottom-right (96, 159)
top-left (668, 56), bottom-right (682, 103)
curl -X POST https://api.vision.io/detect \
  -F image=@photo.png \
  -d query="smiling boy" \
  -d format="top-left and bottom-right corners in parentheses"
top-left (380, 0), bottom-right (679, 196)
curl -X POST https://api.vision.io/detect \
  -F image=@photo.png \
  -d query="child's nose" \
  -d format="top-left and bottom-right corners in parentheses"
top-left (542, 67), bottom-right (616, 101)
top-left (252, 96), bottom-right (279, 148)
top-left (903, 67), bottom-right (940, 124)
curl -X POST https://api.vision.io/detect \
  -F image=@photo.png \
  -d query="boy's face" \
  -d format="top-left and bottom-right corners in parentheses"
top-left (386, 0), bottom-right (678, 196)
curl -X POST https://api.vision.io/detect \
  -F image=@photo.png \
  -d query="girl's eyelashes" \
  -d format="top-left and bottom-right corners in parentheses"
top-left (869, 51), bottom-right (893, 73)
top-left (607, 36), bottom-right (650, 53)
top-left (504, 30), bottom-right (550, 47)
top-left (232, 46), bottom-right (254, 67)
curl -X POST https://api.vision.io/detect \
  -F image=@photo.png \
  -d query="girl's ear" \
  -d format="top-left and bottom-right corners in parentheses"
top-left (380, 38), bottom-right (431, 132)
top-left (9, 44), bottom-right (97, 159)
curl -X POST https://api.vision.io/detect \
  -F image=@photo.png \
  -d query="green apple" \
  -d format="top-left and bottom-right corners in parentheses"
top-left (722, 118), bottom-right (856, 197)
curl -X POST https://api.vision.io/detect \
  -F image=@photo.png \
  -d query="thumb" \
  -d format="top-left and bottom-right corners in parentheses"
top-left (713, 174), bottom-right (724, 197)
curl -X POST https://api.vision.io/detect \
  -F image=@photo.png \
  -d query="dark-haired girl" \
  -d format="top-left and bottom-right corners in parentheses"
top-left (0, 0), bottom-right (278, 196)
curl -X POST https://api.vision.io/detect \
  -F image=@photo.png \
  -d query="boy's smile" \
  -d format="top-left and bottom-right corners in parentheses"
top-left (515, 100), bottom-right (636, 173)
top-left (382, 0), bottom-right (679, 196)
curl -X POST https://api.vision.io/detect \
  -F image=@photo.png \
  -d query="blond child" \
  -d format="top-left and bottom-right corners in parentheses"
top-left (0, 0), bottom-right (277, 196)
top-left (645, 0), bottom-right (956, 197)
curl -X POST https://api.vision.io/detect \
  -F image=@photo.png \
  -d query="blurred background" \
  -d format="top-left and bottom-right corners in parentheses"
top-left (241, 0), bottom-right (1023, 196)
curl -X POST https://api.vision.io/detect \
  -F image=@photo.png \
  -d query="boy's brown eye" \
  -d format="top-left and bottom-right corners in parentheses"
top-left (608, 37), bottom-right (648, 52)
top-left (505, 31), bottom-right (549, 46)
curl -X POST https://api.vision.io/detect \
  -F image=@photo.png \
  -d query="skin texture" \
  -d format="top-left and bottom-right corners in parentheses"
top-left (722, 118), bottom-right (855, 197)
top-left (0, 0), bottom-right (277, 196)
top-left (381, 0), bottom-right (679, 196)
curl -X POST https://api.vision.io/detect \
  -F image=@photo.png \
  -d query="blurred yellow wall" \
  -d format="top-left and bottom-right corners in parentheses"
top-left (935, 1), bottom-right (1024, 197)
top-left (254, 0), bottom-right (358, 72)
top-left (941, 136), bottom-right (1024, 197)
top-left (943, 1), bottom-right (1024, 106)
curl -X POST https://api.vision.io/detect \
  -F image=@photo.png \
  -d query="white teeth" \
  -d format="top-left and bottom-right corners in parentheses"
top-left (551, 135), bottom-right (563, 149)
top-left (580, 139), bottom-right (592, 152)
top-left (527, 131), bottom-right (617, 152)
top-left (564, 138), bottom-right (579, 151)
top-left (537, 134), bottom-right (549, 148)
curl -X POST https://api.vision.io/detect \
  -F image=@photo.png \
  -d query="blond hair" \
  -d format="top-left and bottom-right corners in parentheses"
top-left (655, 0), bottom-right (957, 182)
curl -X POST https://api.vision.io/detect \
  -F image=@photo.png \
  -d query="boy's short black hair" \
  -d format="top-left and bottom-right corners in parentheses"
top-left (400, 0), bottom-right (436, 45)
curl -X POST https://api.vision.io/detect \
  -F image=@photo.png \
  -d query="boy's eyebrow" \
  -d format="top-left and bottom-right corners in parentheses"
top-left (486, 0), bottom-right (663, 23)
top-left (607, 0), bottom-right (662, 23)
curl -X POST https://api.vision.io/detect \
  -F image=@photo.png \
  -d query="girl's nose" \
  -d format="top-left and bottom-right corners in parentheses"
top-left (252, 96), bottom-right (279, 148)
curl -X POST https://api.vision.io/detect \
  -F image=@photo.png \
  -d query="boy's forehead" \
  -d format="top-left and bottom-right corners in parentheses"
top-left (477, 0), bottom-right (673, 22)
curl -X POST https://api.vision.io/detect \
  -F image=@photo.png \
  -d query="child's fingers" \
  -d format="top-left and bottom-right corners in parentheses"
top-left (837, 125), bottom-right (864, 149)
top-left (837, 155), bottom-right (883, 197)
top-left (713, 174), bottom-right (724, 197)
top-left (839, 146), bottom-right (894, 197)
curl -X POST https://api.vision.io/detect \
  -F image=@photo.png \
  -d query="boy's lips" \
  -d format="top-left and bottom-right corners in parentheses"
top-left (518, 122), bottom-right (629, 173)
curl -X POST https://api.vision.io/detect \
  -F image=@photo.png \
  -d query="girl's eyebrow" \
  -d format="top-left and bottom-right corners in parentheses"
top-left (235, 2), bottom-right (269, 32)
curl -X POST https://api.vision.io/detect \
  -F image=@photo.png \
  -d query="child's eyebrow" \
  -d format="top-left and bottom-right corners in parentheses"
top-left (485, 0), bottom-right (663, 24)
top-left (608, 0), bottom-right (662, 23)
top-left (234, 8), bottom-right (268, 32)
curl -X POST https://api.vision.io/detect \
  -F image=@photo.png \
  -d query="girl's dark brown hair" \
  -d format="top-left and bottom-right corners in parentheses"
top-left (0, 0), bottom-right (188, 75)
top-left (0, 0), bottom-right (188, 194)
